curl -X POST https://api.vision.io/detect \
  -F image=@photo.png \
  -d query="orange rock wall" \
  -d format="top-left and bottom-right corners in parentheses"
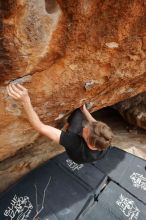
top-left (0, 0), bottom-right (146, 162)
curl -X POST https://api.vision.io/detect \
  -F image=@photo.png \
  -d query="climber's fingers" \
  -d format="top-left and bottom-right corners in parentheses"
top-left (15, 84), bottom-right (29, 98)
top-left (7, 84), bottom-right (21, 100)
top-left (8, 84), bottom-right (21, 99)
top-left (6, 86), bottom-right (16, 99)
top-left (9, 84), bottom-right (21, 96)
top-left (6, 83), bottom-right (29, 102)
top-left (11, 83), bottom-right (23, 95)
top-left (16, 83), bottom-right (27, 92)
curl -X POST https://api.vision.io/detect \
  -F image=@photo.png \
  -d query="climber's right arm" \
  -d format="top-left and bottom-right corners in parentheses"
top-left (6, 83), bottom-right (61, 144)
top-left (21, 96), bottom-right (61, 143)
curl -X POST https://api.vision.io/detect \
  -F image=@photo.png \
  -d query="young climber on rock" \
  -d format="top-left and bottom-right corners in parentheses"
top-left (6, 83), bottom-right (113, 164)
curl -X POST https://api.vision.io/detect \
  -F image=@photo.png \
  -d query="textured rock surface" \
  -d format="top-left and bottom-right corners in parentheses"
top-left (0, 0), bottom-right (146, 191)
top-left (114, 91), bottom-right (146, 129)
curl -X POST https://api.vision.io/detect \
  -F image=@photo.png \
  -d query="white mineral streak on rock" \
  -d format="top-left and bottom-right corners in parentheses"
top-left (127, 88), bottom-right (135, 93)
top-left (105, 42), bottom-right (119, 48)
top-left (55, 113), bottom-right (65, 120)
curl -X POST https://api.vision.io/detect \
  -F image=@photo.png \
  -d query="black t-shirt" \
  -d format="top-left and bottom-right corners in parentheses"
top-left (59, 130), bottom-right (109, 164)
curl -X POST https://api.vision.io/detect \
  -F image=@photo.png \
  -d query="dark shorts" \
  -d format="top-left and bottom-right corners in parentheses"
top-left (67, 109), bottom-right (85, 135)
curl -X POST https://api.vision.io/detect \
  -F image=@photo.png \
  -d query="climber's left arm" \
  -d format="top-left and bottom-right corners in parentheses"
top-left (6, 83), bottom-right (61, 144)
top-left (80, 104), bottom-right (96, 123)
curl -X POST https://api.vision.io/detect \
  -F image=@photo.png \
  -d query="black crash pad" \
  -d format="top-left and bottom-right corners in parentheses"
top-left (29, 161), bottom-right (94, 220)
top-left (0, 157), bottom-right (106, 220)
top-left (0, 176), bottom-right (37, 220)
top-left (1, 148), bottom-right (146, 220)
top-left (93, 147), bottom-right (146, 204)
top-left (78, 181), bottom-right (146, 220)
top-left (52, 152), bottom-right (106, 191)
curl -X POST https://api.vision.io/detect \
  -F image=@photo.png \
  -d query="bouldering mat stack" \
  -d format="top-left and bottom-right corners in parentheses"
top-left (77, 181), bottom-right (146, 220)
top-left (0, 147), bottom-right (146, 220)
top-left (52, 153), bottom-right (107, 192)
top-left (93, 147), bottom-right (146, 204)
top-left (0, 156), bottom-right (106, 220)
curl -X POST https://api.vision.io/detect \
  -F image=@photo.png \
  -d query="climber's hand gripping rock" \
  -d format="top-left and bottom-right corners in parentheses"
top-left (6, 83), bottom-right (30, 103)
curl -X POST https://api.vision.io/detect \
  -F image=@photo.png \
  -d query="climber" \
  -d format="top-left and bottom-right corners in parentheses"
top-left (6, 83), bottom-right (113, 164)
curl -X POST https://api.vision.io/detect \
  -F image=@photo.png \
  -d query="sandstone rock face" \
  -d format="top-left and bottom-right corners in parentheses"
top-left (0, 0), bottom-right (146, 179)
top-left (114, 91), bottom-right (146, 129)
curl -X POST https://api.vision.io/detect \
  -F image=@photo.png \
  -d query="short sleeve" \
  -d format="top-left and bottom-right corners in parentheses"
top-left (59, 131), bottom-right (81, 150)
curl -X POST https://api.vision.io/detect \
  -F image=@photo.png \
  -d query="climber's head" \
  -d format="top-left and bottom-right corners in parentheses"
top-left (82, 121), bottom-right (113, 151)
